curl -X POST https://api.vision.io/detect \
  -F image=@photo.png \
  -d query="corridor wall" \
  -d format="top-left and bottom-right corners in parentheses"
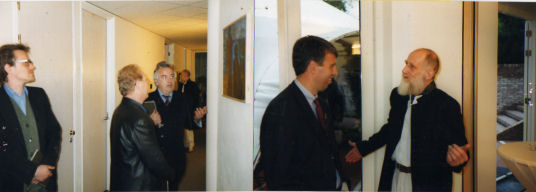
top-left (206, 0), bottom-right (254, 190)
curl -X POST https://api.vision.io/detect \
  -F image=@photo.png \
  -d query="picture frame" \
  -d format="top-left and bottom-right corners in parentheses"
top-left (222, 15), bottom-right (247, 101)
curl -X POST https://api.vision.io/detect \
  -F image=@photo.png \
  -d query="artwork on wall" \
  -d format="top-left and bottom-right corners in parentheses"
top-left (223, 15), bottom-right (246, 101)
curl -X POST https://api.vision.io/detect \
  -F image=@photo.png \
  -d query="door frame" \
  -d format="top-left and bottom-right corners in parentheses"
top-left (524, 20), bottom-right (535, 142)
top-left (77, 2), bottom-right (116, 191)
top-left (462, 2), bottom-right (475, 191)
top-left (468, 2), bottom-right (498, 192)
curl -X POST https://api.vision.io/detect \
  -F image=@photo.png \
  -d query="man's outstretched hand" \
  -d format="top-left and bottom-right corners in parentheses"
top-left (345, 141), bottom-right (363, 163)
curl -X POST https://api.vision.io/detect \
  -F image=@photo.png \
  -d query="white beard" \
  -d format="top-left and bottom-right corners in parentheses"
top-left (397, 79), bottom-right (411, 96)
top-left (398, 73), bottom-right (426, 96)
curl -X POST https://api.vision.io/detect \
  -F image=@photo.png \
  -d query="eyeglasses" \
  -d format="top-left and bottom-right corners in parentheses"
top-left (13, 59), bottom-right (34, 66)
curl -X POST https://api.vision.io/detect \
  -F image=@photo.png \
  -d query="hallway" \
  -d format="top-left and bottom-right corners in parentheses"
top-left (179, 128), bottom-right (206, 190)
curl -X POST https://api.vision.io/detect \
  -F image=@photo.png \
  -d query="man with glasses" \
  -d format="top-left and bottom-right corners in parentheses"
top-left (146, 62), bottom-right (206, 190)
top-left (0, 44), bottom-right (61, 191)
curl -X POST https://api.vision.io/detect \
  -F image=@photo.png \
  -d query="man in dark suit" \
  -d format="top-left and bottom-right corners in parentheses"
top-left (345, 48), bottom-right (470, 191)
top-left (260, 35), bottom-right (341, 190)
top-left (146, 62), bottom-right (206, 190)
top-left (110, 64), bottom-right (176, 191)
top-left (0, 44), bottom-right (61, 191)
top-left (178, 69), bottom-right (202, 152)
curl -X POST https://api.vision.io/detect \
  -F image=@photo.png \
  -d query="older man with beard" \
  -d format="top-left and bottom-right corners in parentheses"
top-left (345, 48), bottom-right (470, 191)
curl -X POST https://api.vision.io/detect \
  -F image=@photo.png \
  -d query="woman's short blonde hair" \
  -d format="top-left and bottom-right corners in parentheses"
top-left (118, 64), bottom-right (143, 96)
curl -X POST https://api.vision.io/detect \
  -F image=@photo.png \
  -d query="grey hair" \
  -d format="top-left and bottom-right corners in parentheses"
top-left (153, 61), bottom-right (175, 83)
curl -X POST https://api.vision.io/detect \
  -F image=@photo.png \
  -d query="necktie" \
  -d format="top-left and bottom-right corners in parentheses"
top-left (164, 95), bottom-right (170, 106)
top-left (314, 98), bottom-right (327, 133)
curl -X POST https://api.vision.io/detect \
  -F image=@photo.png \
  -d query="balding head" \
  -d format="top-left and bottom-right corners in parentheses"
top-left (399, 48), bottom-right (440, 95)
top-left (409, 48), bottom-right (440, 78)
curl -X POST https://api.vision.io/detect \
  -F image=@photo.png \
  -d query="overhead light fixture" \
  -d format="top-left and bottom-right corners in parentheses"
top-left (352, 42), bottom-right (361, 55)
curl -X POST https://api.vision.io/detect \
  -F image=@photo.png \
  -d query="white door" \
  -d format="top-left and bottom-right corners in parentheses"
top-left (18, 2), bottom-right (75, 191)
top-left (82, 9), bottom-right (107, 192)
top-left (525, 20), bottom-right (535, 141)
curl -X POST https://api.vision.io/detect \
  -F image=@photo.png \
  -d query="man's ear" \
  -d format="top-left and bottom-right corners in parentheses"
top-left (425, 68), bottom-right (435, 81)
top-left (306, 60), bottom-right (317, 73)
top-left (4, 63), bottom-right (12, 74)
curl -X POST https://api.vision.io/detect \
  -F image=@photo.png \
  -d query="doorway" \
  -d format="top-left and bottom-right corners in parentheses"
top-left (81, 8), bottom-right (108, 192)
top-left (496, 4), bottom-right (536, 191)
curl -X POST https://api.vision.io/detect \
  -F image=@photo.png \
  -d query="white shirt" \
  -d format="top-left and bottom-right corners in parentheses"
top-left (391, 94), bottom-right (421, 191)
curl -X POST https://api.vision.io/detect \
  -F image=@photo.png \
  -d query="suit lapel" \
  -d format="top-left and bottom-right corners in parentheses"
top-left (0, 85), bottom-right (28, 154)
top-left (27, 88), bottom-right (46, 148)
top-left (289, 83), bottom-right (327, 139)
top-left (151, 91), bottom-right (165, 106)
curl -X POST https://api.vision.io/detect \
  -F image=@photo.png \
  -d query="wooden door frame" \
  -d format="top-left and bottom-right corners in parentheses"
top-left (467, 2), bottom-right (499, 192)
top-left (462, 2), bottom-right (475, 192)
top-left (79, 2), bottom-right (116, 190)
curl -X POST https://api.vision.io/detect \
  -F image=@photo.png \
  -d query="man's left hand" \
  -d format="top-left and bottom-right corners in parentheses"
top-left (447, 144), bottom-right (470, 167)
top-left (194, 106), bottom-right (207, 121)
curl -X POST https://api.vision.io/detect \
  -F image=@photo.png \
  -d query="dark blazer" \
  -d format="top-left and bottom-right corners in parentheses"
top-left (179, 80), bottom-right (201, 130)
top-left (110, 97), bottom-right (176, 191)
top-left (355, 83), bottom-right (468, 191)
top-left (146, 90), bottom-right (186, 177)
top-left (179, 79), bottom-right (200, 108)
top-left (260, 81), bottom-right (341, 190)
top-left (0, 85), bottom-right (61, 191)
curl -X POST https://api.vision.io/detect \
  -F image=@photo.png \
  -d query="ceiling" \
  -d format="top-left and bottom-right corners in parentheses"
top-left (90, 0), bottom-right (207, 50)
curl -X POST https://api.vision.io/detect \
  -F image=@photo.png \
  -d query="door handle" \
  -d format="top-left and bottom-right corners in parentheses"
top-left (69, 130), bottom-right (75, 143)
top-left (526, 83), bottom-right (534, 107)
top-left (104, 112), bottom-right (109, 120)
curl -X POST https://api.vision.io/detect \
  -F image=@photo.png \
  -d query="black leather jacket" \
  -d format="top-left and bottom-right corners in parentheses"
top-left (110, 98), bottom-right (176, 191)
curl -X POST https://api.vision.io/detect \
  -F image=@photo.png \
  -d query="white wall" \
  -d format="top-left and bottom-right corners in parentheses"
top-left (16, 2), bottom-right (75, 191)
top-left (252, 0), bottom-right (279, 162)
top-left (0, 2), bottom-right (16, 44)
top-left (114, 17), bottom-right (166, 103)
top-left (361, 1), bottom-right (463, 191)
top-left (206, 0), bottom-right (254, 190)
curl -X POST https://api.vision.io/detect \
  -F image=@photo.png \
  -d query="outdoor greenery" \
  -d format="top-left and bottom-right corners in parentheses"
top-left (323, 0), bottom-right (346, 12)
top-left (498, 13), bottom-right (525, 64)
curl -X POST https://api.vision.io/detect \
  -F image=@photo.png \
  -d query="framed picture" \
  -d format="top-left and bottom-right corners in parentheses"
top-left (222, 15), bottom-right (246, 101)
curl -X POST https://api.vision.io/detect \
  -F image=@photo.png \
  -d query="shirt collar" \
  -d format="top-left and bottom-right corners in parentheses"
top-left (124, 97), bottom-right (147, 113)
top-left (410, 81), bottom-right (435, 104)
top-left (420, 81), bottom-right (436, 96)
top-left (294, 79), bottom-right (317, 104)
top-left (3, 84), bottom-right (28, 98)
top-left (157, 89), bottom-right (173, 98)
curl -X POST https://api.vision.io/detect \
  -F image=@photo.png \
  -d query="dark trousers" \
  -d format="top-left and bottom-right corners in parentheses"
top-left (168, 165), bottom-right (184, 191)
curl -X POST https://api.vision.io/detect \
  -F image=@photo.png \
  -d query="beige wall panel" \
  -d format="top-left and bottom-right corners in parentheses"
top-left (81, 9), bottom-right (107, 192)
top-left (475, 2), bottom-right (498, 192)
top-left (18, 2), bottom-right (74, 191)
top-left (0, 2), bottom-right (15, 44)
top-left (114, 18), bottom-right (166, 104)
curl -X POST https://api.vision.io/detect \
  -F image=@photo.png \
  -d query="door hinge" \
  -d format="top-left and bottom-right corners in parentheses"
top-left (527, 30), bottom-right (533, 37)
top-left (526, 50), bottom-right (532, 57)
top-left (17, 34), bottom-right (21, 43)
top-left (17, 1), bottom-right (20, 11)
